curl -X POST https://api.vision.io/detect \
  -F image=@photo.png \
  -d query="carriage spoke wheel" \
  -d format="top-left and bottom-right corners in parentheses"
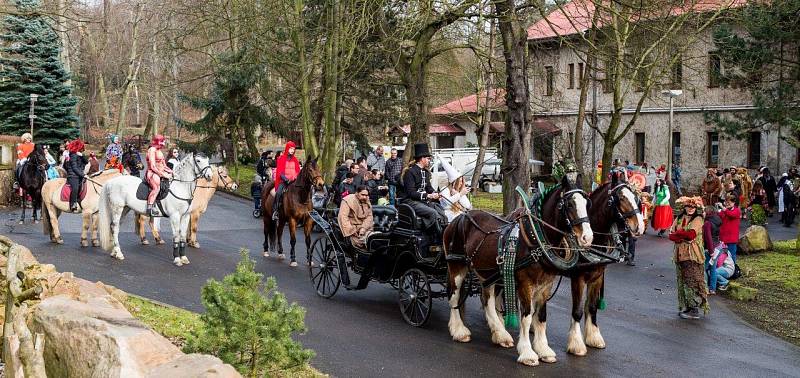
top-left (398, 268), bottom-right (432, 327)
top-left (309, 237), bottom-right (340, 298)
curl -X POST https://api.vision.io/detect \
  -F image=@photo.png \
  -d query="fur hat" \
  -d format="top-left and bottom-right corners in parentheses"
top-left (676, 196), bottom-right (704, 209)
top-left (438, 157), bottom-right (462, 183)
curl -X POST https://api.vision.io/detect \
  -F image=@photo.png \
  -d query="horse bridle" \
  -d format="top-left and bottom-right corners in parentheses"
top-left (608, 183), bottom-right (641, 228)
top-left (558, 188), bottom-right (591, 228)
top-left (196, 166), bottom-right (235, 190)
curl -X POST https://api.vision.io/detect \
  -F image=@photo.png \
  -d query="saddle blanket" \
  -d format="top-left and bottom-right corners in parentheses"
top-left (135, 179), bottom-right (170, 202)
top-left (60, 182), bottom-right (88, 203)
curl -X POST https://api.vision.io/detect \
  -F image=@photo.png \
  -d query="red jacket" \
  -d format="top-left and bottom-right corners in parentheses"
top-left (274, 141), bottom-right (301, 190)
top-left (719, 207), bottom-right (741, 244)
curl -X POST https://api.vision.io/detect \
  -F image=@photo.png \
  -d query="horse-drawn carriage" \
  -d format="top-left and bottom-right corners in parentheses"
top-left (308, 203), bottom-right (481, 326)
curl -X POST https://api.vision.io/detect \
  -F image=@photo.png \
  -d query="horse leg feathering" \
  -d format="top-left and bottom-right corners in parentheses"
top-left (447, 265), bottom-right (471, 343)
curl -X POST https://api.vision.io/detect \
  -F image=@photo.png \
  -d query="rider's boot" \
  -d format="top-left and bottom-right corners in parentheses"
top-left (147, 204), bottom-right (155, 217)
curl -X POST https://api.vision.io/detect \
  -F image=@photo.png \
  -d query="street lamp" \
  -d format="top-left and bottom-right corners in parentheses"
top-left (29, 93), bottom-right (38, 137)
top-left (661, 89), bottom-right (682, 187)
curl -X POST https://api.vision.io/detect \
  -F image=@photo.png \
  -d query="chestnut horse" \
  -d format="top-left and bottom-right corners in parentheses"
top-left (553, 174), bottom-right (644, 357)
top-left (443, 174), bottom-right (593, 366)
top-left (134, 165), bottom-right (238, 247)
top-left (261, 159), bottom-right (325, 265)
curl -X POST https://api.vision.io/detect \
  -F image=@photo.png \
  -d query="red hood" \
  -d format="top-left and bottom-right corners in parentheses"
top-left (283, 141), bottom-right (296, 157)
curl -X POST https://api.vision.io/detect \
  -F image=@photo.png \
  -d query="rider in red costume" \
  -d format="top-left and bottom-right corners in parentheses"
top-left (145, 134), bottom-right (172, 216)
top-left (272, 141), bottom-right (300, 220)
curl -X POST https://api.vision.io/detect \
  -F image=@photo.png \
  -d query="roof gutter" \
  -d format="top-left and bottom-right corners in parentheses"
top-left (535, 104), bottom-right (756, 116)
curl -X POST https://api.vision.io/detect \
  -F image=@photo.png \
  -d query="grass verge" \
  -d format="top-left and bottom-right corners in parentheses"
top-left (470, 192), bottom-right (503, 214)
top-left (725, 239), bottom-right (800, 346)
top-left (125, 296), bottom-right (325, 377)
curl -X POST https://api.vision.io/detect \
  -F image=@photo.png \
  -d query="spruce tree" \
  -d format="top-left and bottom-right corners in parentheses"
top-left (0, 0), bottom-right (78, 145)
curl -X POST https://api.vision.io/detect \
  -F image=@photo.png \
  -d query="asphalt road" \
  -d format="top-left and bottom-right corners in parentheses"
top-left (3, 193), bottom-right (799, 377)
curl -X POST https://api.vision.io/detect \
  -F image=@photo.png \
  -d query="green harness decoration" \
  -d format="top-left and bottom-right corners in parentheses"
top-left (500, 224), bottom-right (520, 328)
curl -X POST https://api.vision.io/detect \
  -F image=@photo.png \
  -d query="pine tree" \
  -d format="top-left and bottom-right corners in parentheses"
top-left (0, 0), bottom-right (78, 145)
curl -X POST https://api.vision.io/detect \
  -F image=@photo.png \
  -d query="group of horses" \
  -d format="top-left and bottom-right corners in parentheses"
top-left (259, 159), bottom-right (644, 367)
top-left (14, 145), bottom-right (238, 267)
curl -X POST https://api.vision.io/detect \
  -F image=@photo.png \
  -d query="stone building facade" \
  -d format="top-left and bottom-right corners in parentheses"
top-left (526, 2), bottom-right (797, 191)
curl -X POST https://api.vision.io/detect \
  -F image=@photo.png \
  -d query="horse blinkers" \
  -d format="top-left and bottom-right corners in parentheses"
top-left (560, 189), bottom-right (591, 228)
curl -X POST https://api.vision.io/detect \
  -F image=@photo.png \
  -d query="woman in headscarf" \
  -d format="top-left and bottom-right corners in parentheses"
top-left (669, 196), bottom-right (708, 319)
top-left (438, 158), bottom-right (472, 223)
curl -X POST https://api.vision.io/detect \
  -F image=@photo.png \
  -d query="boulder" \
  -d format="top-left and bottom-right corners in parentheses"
top-left (738, 225), bottom-right (773, 254)
top-left (32, 295), bottom-right (184, 378)
top-left (725, 282), bottom-right (758, 301)
top-left (146, 354), bottom-right (240, 377)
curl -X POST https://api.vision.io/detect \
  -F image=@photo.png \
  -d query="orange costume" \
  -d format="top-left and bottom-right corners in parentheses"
top-left (16, 142), bottom-right (33, 161)
top-left (145, 135), bottom-right (172, 213)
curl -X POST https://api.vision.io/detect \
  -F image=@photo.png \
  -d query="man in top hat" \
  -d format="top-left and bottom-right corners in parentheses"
top-left (398, 143), bottom-right (446, 238)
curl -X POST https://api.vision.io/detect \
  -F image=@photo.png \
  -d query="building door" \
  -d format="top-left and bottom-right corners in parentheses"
top-left (634, 132), bottom-right (646, 164)
top-left (672, 131), bottom-right (681, 164)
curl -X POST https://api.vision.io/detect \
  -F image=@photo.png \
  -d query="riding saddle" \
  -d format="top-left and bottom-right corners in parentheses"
top-left (135, 178), bottom-right (170, 202)
top-left (60, 181), bottom-right (89, 202)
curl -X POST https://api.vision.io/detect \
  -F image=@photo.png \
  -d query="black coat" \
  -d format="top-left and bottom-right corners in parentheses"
top-left (398, 164), bottom-right (434, 202)
top-left (65, 152), bottom-right (87, 178)
top-left (759, 175), bottom-right (777, 206)
top-left (367, 177), bottom-right (387, 204)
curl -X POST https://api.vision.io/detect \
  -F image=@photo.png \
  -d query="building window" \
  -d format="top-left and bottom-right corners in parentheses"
top-left (709, 53), bottom-right (722, 88)
top-left (437, 135), bottom-right (455, 149)
top-left (545, 66), bottom-right (554, 96)
top-left (634, 132), bottom-right (645, 164)
top-left (568, 64), bottom-right (575, 89)
top-left (707, 132), bottom-right (719, 167)
top-left (748, 132), bottom-right (761, 168)
top-left (671, 57), bottom-right (683, 89)
top-left (578, 63), bottom-right (584, 87)
top-left (672, 131), bottom-right (681, 164)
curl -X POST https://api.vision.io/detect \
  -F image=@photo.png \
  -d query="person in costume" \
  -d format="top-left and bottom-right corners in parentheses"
top-left (15, 132), bottom-right (34, 184)
top-left (122, 144), bottom-right (144, 177)
top-left (701, 168), bottom-right (722, 206)
top-left (272, 141), bottom-right (301, 220)
top-left (669, 196), bottom-right (708, 319)
top-left (86, 152), bottom-right (100, 175)
top-left (651, 178), bottom-right (673, 237)
top-left (104, 134), bottom-right (124, 172)
top-left (338, 185), bottom-right (374, 249)
top-left (43, 145), bottom-right (60, 180)
top-left (756, 167), bottom-right (777, 216)
top-left (65, 139), bottom-right (88, 212)
top-left (398, 143), bottom-right (446, 241)
top-left (438, 158), bottom-right (472, 223)
top-left (145, 134), bottom-right (172, 216)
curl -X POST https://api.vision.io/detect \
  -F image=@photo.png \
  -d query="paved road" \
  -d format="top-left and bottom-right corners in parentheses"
top-left (3, 193), bottom-right (799, 377)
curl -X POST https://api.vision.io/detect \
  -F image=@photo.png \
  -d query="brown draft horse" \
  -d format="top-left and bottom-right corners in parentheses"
top-left (261, 158), bottom-right (325, 265)
top-left (554, 174), bottom-right (644, 357)
top-left (443, 174), bottom-right (594, 366)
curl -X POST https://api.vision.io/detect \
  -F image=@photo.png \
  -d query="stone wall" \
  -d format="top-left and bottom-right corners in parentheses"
top-left (0, 168), bottom-right (14, 206)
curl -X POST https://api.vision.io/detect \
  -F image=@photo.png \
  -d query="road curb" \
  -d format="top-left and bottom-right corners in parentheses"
top-left (127, 292), bottom-right (199, 313)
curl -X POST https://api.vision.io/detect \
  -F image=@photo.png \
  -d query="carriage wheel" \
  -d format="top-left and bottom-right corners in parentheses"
top-left (398, 268), bottom-right (433, 327)
top-left (309, 237), bottom-right (341, 298)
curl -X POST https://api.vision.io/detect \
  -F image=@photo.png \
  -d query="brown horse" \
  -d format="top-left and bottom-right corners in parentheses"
top-left (261, 159), bottom-right (324, 265)
top-left (443, 174), bottom-right (593, 366)
top-left (555, 174), bottom-right (644, 357)
top-left (134, 165), bottom-right (238, 247)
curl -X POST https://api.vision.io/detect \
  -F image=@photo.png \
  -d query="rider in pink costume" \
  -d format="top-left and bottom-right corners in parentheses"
top-left (146, 134), bottom-right (172, 216)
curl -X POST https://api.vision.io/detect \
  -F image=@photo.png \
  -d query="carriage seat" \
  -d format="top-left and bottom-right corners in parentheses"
top-left (371, 206), bottom-right (397, 233)
top-left (396, 203), bottom-right (422, 231)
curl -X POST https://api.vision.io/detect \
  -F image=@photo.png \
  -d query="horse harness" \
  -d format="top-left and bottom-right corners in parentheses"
top-left (151, 153), bottom-right (211, 217)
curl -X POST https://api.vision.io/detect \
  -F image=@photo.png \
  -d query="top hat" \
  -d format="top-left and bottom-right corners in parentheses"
top-left (413, 143), bottom-right (431, 159)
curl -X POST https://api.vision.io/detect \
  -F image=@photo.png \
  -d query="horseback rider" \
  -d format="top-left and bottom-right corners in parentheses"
top-left (14, 132), bottom-right (34, 182)
top-left (272, 140), bottom-right (300, 220)
top-left (398, 143), bottom-right (446, 239)
top-left (104, 134), bottom-right (124, 172)
top-left (145, 134), bottom-right (173, 217)
top-left (65, 139), bottom-right (88, 213)
top-left (122, 143), bottom-right (143, 177)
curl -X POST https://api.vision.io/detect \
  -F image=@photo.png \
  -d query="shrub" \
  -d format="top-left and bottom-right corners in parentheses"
top-left (185, 249), bottom-right (314, 376)
top-left (750, 204), bottom-right (767, 226)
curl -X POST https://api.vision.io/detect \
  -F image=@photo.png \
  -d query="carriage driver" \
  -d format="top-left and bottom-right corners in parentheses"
top-left (145, 134), bottom-right (172, 217)
top-left (272, 140), bottom-right (301, 220)
top-left (398, 143), bottom-right (446, 239)
top-left (338, 185), bottom-right (374, 249)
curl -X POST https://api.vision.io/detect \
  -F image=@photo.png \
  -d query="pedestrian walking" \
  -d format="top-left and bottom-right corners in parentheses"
top-left (757, 167), bottom-right (777, 216)
top-left (669, 196), bottom-right (708, 319)
top-left (778, 173), bottom-right (796, 227)
top-left (719, 194), bottom-right (741, 262)
top-left (384, 148), bottom-right (403, 205)
top-left (672, 162), bottom-right (683, 196)
top-left (651, 178), bottom-right (673, 237)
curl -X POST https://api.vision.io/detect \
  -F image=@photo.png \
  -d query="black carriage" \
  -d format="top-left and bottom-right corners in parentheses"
top-left (308, 204), bottom-right (478, 327)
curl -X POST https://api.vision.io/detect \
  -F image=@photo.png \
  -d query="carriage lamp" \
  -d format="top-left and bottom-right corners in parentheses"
top-left (29, 93), bottom-right (39, 137)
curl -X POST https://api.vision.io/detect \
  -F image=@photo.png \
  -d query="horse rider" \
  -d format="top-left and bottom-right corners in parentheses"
top-left (438, 158), bottom-right (472, 223)
top-left (145, 134), bottom-right (173, 217)
top-left (65, 139), bottom-right (88, 213)
top-left (104, 134), bottom-right (124, 172)
top-left (272, 140), bottom-right (300, 220)
top-left (398, 143), bottom-right (446, 241)
top-left (14, 132), bottom-right (34, 183)
top-left (338, 185), bottom-right (374, 249)
top-left (122, 143), bottom-right (143, 177)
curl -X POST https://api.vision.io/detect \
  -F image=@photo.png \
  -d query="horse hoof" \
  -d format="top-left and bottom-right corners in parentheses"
top-left (189, 241), bottom-right (199, 248)
top-left (156, 239), bottom-right (165, 245)
top-left (540, 355), bottom-right (557, 364)
top-left (92, 240), bottom-right (100, 247)
top-left (141, 239), bottom-right (150, 245)
top-left (180, 256), bottom-right (190, 265)
top-left (517, 355), bottom-right (539, 367)
top-left (18, 221), bottom-right (23, 225)
top-left (277, 254), bottom-right (286, 260)
top-left (289, 261), bottom-right (298, 267)
top-left (492, 332), bottom-right (514, 348)
top-left (567, 345), bottom-right (587, 356)
top-left (173, 257), bottom-right (183, 267)
top-left (80, 239), bottom-right (89, 247)
top-left (263, 251), bottom-right (270, 258)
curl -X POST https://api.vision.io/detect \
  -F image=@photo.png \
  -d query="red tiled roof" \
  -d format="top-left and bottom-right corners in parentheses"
top-left (394, 123), bottom-right (467, 135)
top-left (489, 119), bottom-right (561, 135)
top-left (527, 0), bottom-right (747, 41)
top-left (430, 89), bottom-right (506, 115)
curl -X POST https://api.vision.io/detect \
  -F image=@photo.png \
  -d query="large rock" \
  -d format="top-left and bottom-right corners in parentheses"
top-left (146, 354), bottom-right (240, 377)
top-left (739, 225), bottom-right (773, 254)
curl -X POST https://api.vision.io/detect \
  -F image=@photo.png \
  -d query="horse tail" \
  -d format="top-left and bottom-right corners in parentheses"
top-left (41, 194), bottom-right (52, 236)
top-left (97, 186), bottom-right (113, 251)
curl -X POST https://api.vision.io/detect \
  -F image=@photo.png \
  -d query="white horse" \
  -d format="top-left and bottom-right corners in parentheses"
top-left (97, 153), bottom-right (212, 266)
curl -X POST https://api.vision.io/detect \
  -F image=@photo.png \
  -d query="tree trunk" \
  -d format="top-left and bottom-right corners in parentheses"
top-left (471, 18), bottom-right (496, 192)
top-left (79, 24), bottom-right (111, 129)
top-left (496, 0), bottom-right (531, 214)
top-left (115, 2), bottom-right (143, 135)
top-left (320, 0), bottom-right (340, 177)
top-left (56, 0), bottom-right (71, 88)
top-left (574, 53), bottom-right (593, 190)
top-left (293, 0), bottom-right (319, 159)
top-left (401, 54), bottom-right (430, 164)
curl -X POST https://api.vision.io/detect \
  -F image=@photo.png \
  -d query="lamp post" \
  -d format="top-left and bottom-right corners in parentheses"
top-left (29, 93), bottom-right (38, 137)
top-left (661, 89), bottom-right (682, 188)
